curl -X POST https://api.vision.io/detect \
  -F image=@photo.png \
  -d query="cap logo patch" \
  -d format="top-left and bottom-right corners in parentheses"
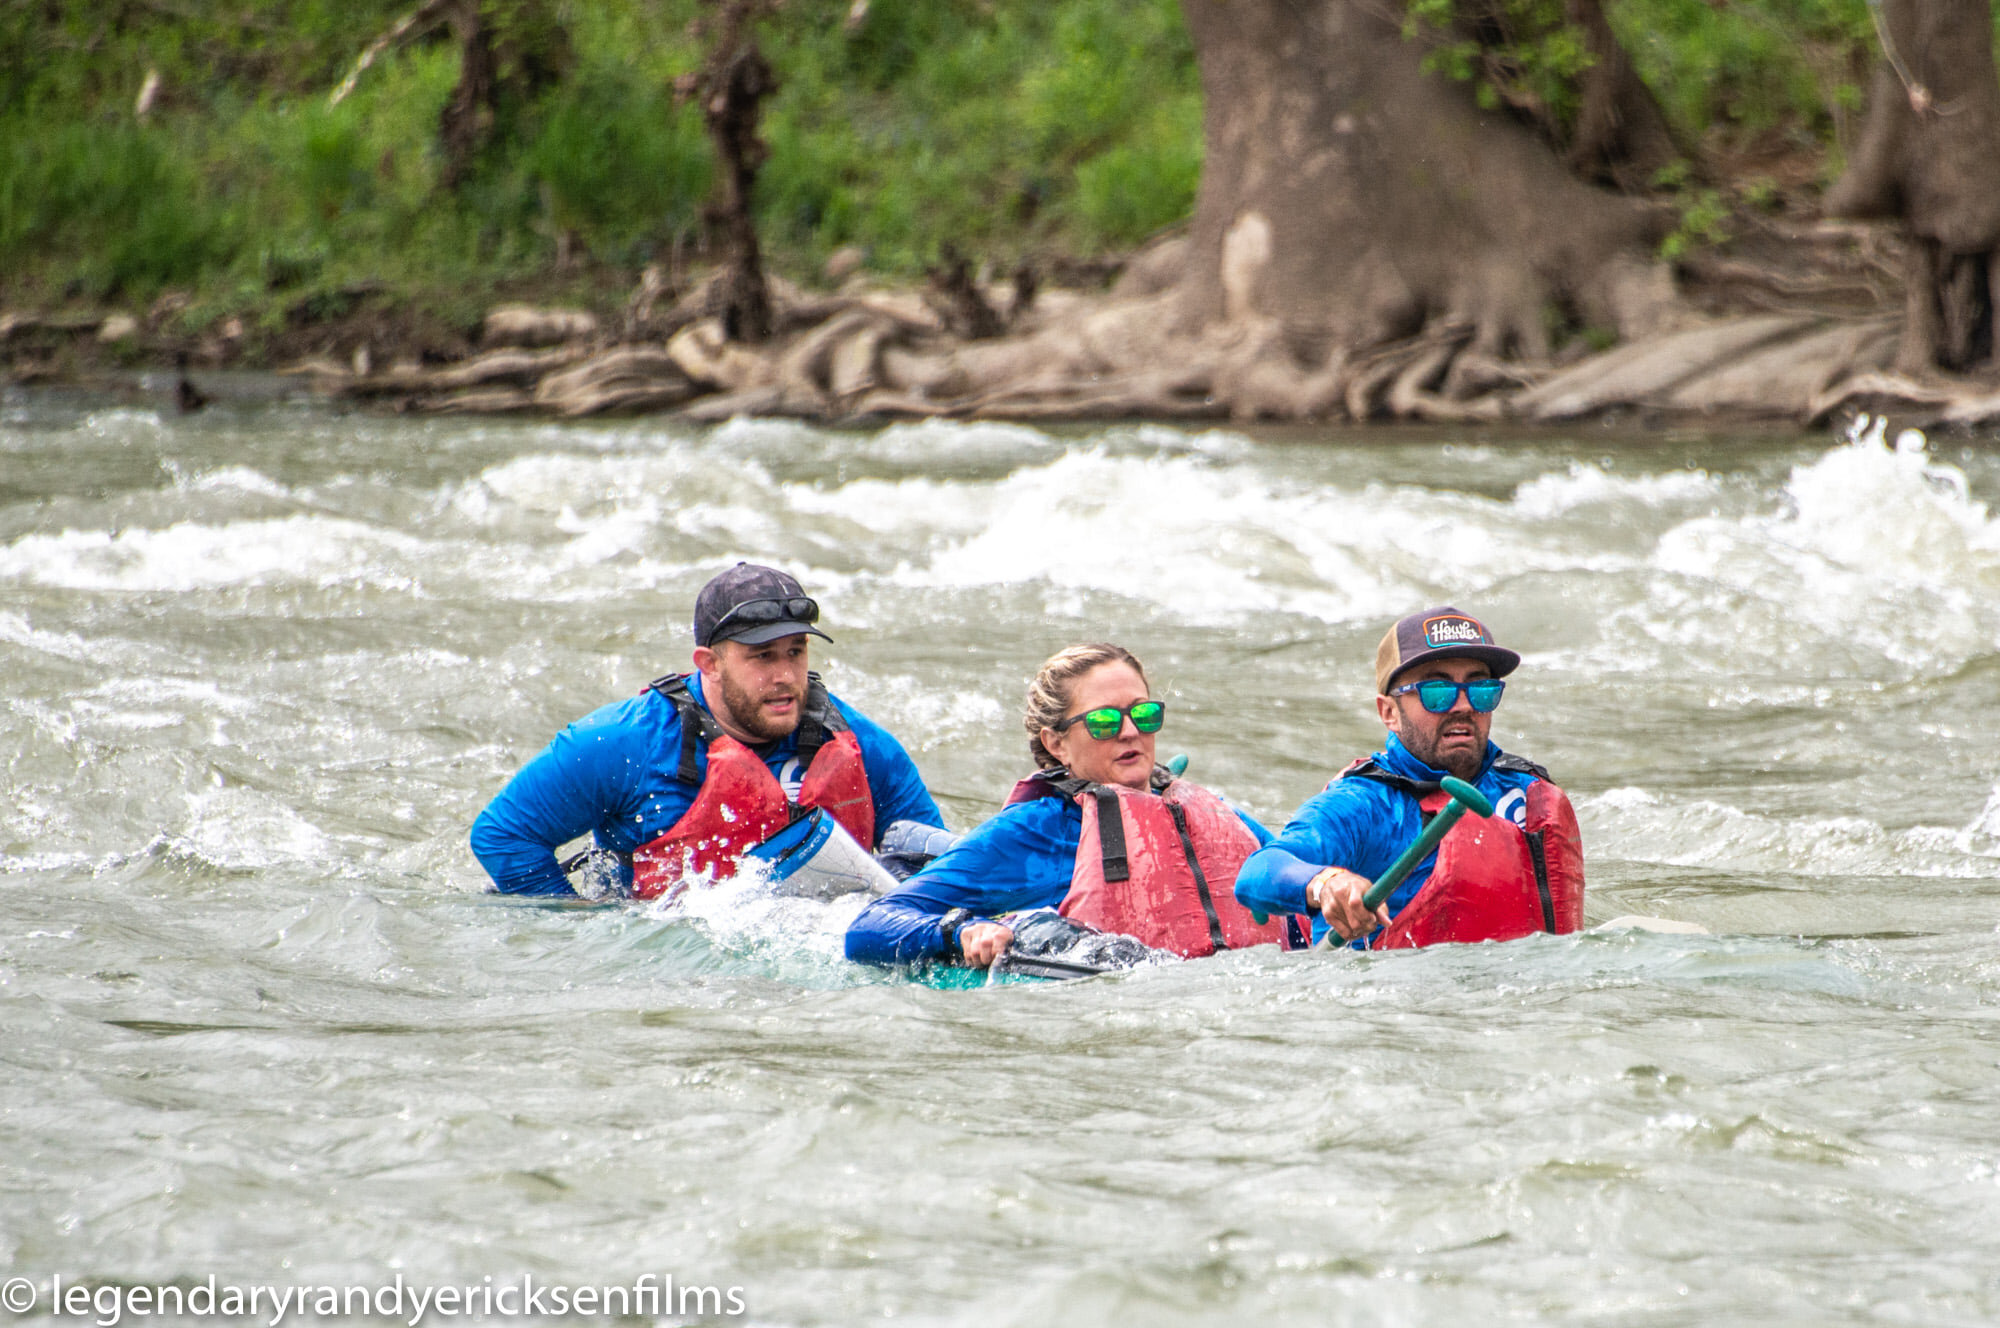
top-left (1422, 615), bottom-right (1488, 648)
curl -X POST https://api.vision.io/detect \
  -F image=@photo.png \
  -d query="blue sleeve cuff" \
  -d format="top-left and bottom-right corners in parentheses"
top-left (1234, 846), bottom-right (1323, 917)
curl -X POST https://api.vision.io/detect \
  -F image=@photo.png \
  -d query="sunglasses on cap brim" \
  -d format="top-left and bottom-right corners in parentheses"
top-left (709, 595), bottom-right (819, 640)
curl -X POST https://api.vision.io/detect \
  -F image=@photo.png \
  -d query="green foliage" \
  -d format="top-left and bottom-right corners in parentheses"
top-left (1398, 0), bottom-right (1889, 164)
top-left (1610, 0), bottom-right (1875, 143)
top-left (0, 120), bottom-right (234, 298)
top-left (1403, 0), bottom-right (1597, 134)
top-left (2, 0), bottom-right (1206, 317)
top-left (522, 65), bottom-right (711, 261)
top-left (1660, 185), bottom-right (1732, 259)
top-left (758, 0), bottom-right (1201, 270)
top-left (4, 0), bottom-right (1988, 329)
top-left (1069, 99), bottom-right (1204, 250)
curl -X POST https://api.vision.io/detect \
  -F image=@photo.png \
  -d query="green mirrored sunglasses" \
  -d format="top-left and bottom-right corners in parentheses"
top-left (1054, 700), bottom-right (1167, 740)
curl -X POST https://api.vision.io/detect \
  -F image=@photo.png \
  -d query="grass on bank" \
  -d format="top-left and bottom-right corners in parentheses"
top-left (0, 0), bottom-right (1927, 351)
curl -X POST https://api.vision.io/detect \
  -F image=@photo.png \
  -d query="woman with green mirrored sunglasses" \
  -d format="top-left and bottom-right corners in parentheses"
top-left (845, 643), bottom-right (1294, 973)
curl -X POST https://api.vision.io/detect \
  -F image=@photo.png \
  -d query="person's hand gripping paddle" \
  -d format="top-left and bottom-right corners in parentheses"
top-left (1309, 775), bottom-right (1495, 951)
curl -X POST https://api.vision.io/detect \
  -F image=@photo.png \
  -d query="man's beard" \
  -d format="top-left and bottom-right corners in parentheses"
top-left (718, 668), bottom-right (801, 743)
top-left (1403, 723), bottom-right (1483, 782)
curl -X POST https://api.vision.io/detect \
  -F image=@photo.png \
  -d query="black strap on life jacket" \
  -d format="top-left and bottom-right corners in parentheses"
top-left (1490, 752), bottom-right (1551, 781)
top-left (646, 671), bottom-right (846, 786)
top-left (1166, 798), bottom-right (1228, 952)
top-left (1089, 786), bottom-right (1131, 883)
top-left (1340, 758), bottom-right (1441, 827)
top-left (648, 673), bottom-right (724, 784)
top-left (1525, 828), bottom-right (1556, 932)
top-left (1341, 757), bottom-right (1439, 801)
top-left (1342, 751), bottom-right (1551, 801)
top-left (1021, 769), bottom-right (1131, 884)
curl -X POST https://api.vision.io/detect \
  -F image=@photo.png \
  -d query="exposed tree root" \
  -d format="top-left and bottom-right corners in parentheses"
top-left (293, 264), bottom-right (2000, 431)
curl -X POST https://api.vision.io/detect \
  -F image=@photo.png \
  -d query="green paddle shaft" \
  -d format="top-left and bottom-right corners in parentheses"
top-left (1359, 775), bottom-right (1495, 911)
top-left (1253, 775), bottom-right (1495, 927)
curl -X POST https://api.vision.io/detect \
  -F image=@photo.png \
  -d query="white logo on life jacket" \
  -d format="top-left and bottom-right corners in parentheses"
top-left (1492, 787), bottom-right (1528, 828)
top-left (777, 756), bottom-right (805, 801)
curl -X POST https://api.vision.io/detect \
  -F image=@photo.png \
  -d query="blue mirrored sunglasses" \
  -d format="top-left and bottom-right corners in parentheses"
top-left (1391, 678), bottom-right (1506, 713)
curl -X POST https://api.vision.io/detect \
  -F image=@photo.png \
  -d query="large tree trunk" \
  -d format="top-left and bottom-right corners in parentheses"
top-left (1175, 0), bottom-right (1671, 372)
top-left (1825, 0), bottom-right (2000, 373)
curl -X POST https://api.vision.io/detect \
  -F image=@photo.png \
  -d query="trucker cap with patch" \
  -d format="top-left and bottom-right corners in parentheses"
top-left (693, 563), bottom-right (833, 648)
top-left (1374, 607), bottom-right (1521, 693)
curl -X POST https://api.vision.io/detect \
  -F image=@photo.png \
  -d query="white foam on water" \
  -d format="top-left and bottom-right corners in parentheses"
top-left (644, 861), bottom-right (875, 967)
top-left (84, 676), bottom-right (263, 716)
top-left (1644, 434), bottom-right (2000, 674)
top-left (459, 450), bottom-right (798, 586)
top-left (1912, 785), bottom-right (2000, 860)
top-left (172, 465), bottom-right (293, 500)
top-left (468, 450), bottom-right (705, 516)
top-left (1511, 461), bottom-right (1720, 520)
top-left (171, 787), bottom-right (336, 871)
top-left (1123, 424), bottom-right (1258, 460)
top-left (822, 665), bottom-right (1010, 754)
top-left (0, 514), bottom-right (431, 592)
top-left (449, 423), bottom-right (1683, 628)
top-left (1581, 786), bottom-right (2000, 879)
top-left (77, 407), bottom-right (168, 439)
top-left (703, 414), bottom-right (853, 457)
top-left (0, 851), bottom-right (103, 875)
top-left (834, 447), bottom-right (1566, 625)
top-left (0, 611), bottom-right (109, 667)
top-left (807, 416), bottom-right (1061, 467)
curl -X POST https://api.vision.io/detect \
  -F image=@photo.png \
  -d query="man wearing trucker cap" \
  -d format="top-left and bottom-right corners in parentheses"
top-left (472, 563), bottom-right (948, 898)
top-left (1234, 607), bottom-right (1584, 949)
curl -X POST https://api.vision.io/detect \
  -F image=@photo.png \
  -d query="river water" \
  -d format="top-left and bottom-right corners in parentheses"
top-left (3, 390), bottom-right (1999, 1326)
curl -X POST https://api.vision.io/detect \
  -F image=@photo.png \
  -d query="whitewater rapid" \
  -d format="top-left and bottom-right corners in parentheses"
top-left (4, 393), bottom-right (1999, 1325)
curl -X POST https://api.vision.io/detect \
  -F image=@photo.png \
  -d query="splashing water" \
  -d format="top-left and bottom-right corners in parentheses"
top-left (4, 395), bottom-right (2000, 1325)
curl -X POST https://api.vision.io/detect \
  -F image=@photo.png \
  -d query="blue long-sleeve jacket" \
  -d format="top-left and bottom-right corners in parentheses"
top-left (845, 788), bottom-right (1271, 967)
top-left (1233, 732), bottom-right (1542, 947)
top-left (470, 673), bottom-right (945, 896)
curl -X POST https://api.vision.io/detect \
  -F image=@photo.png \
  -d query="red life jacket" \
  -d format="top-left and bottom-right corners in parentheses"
top-left (629, 673), bottom-right (875, 901)
top-left (1007, 770), bottom-right (1295, 957)
top-left (1343, 756), bottom-right (1584, 949)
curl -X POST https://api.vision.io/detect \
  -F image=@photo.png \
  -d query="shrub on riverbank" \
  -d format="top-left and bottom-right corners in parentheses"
top-left (0, 0), bottom-right (1918, 355)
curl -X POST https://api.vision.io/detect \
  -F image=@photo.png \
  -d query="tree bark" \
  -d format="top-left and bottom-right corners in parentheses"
top-left (1174, 0), bottom-right (1669, 369)
top-left (1825, 0), bottom-right (2000, 372)
top-left (685, 2), bottom-right (777, 343)
top-left (1562, 0), bottom-right (1678, 185)
top-left (436, 0), bottom-right (572, 192)
top-left (437, 0), bottom-right (496, 190)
